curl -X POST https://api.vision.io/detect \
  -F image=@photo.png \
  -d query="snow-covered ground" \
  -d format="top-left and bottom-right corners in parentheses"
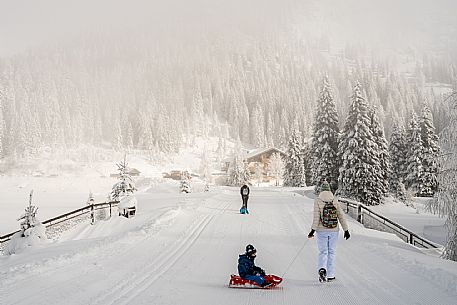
top-left (1, 185), bottom-right (457, 305)
top-left (371, 197), bottom-right (447, 246)
top-left (0, 138), bottom-right (224, 234)
top-left (1, 145), bottom-right (455, 304)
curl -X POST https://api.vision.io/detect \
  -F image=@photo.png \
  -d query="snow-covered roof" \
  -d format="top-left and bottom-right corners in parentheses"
top-left (118, 195), bottom-right (138, 209)
top-left (221, 147), bottom-right (286, 165)
top-left (244, 147), bottom-right (286, 160)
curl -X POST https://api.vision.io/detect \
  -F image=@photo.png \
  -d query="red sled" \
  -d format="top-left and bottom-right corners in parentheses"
top-left (228, 274), bottom-right (283, 289)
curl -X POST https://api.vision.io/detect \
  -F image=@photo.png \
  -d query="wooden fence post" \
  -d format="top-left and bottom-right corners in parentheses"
top-left (90, 204), bottom-right (94, 225)
top-left (357, 204), bottom-right (362, 223)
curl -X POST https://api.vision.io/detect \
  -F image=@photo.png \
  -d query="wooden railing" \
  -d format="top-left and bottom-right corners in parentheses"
top-left (0, 201), bottom-right (119, 245)
top-left (339, 198), bottom-right (438, 249)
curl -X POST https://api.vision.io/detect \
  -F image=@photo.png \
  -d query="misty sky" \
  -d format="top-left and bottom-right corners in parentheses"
top-left (1, 0), bottom-right (457, 57)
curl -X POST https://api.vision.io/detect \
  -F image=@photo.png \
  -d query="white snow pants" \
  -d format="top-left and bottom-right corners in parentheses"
top-left (316, 231), bottom-right (339, 278)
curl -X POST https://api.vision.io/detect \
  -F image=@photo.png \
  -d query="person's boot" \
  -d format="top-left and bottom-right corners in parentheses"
top-left (318, 268), bottom-right (327, 282)
top-left (261, 281), bottom-right (272, 288)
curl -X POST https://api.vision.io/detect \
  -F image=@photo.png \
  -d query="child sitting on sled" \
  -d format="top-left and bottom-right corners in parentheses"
top-left (238, 244), bottom-right (270, 287)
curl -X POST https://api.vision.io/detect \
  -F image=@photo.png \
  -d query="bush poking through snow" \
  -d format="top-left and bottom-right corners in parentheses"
top-left (4, 190), bottom-right (47, 255)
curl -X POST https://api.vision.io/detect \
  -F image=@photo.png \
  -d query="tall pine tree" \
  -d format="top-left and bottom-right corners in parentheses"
top-left (388, 121), bottom-right (409, 198)
top-left (338, 82), bottom-right (383, 205)
top-left (368, 106), bottom-right (390, 197)
top-left (404, 114), bottom-right (423, 194)
top-left (311, 76), bottom-right (340, 187)
top-left (418, 103), bottom-right (440, 197)
top-left (436, 91), bottom-right (457, 261)
top-left (283, 129), bottom-right (305, 187)
top-left (227, 155), bottom-right (250, 186)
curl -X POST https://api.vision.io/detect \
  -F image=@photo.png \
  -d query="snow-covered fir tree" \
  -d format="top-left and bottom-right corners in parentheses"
top-left (254, 163), bottom-right (263, 186)
top-left (395, 181), bottom-right (411, 205)
top-left (368, 106), bottom-right (390, 197)
top-left (418, 103), bottom-right (440, 197)
top-left (125, 122), bottom-right (134, 152)
top-left (215, 137), bottom-right (225, 166)
top-left (18, 191), bottom-right (42, 235)
top-left (302, 141), bottom-right (313, 186)
top-left (338, 82), bottom-right (383, 205)
top-left (250, 104), bottom-right (265, 148)
top-left (227, 155), bottom-right (250, 186)
top-left (389, 121), bottom-right (408, 197)
top-left (310, 76), bottom-right (340, 186)
top-left (5, 191), bottom-right (47, 255)
top-left (436, 91), bottom-right (457, 261)
top-left (199, 148), bottom-right (213, 184)
top-left (404, 114), bottom-right (423, 194)
top-left (268, 152), bottom-right (284, 186)
top-left (180, 174), bottom-right (192, 193)
top-left (109, 158), bottom-right (137, 201)
top-left (242, 159), bottom-right (251, 183)
top-left (114, 122), bottom-right (123, 152)
top-left (283, 129), bottom-right (305, 187)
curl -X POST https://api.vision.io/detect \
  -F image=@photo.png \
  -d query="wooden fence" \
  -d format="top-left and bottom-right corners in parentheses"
top-left (340, 198), bottom-right (438, 249)
top-left (0, 201), bottom-right (119, 252)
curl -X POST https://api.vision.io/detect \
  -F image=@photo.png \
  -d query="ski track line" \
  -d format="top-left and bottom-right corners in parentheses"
top-left (0, 206), bottom-right (185, 305)
top-left (117, 199), bottom-right (233, 305)
top-left (339, 241), bottom-right (455, 305)
top-left (90, 200), bottom-right (232, 305)
top-left (337, 246), bottom-right (413, 305)
top-left (89, 213), bottom-right (213, 305)
top-left (241, 194), bottom-right (302, 305)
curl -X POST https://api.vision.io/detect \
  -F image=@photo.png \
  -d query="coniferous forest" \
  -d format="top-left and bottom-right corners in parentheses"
top-left (0, 1), bottom-right (456, 164)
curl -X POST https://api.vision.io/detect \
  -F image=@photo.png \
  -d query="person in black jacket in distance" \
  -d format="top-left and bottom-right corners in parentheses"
top-left (240, 184), bottom-right (250, 212)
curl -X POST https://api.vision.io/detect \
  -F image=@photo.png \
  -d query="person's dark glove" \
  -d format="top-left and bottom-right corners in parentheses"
top-left (344, 230), bottom-right (350, 240)
top-left (308, 229), bottom-right (315, 238)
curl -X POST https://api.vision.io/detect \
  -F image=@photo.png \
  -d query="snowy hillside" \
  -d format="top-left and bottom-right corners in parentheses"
top-left (0, 136), bottom-right (229, 234)
top-left (1, 186), bottom-right (456, 305)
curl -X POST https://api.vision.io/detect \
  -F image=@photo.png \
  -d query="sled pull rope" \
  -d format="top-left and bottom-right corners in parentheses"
top-left (281, 238), bottom-right (309, 278)
top-left (248, 214), bottom-right (291, 233)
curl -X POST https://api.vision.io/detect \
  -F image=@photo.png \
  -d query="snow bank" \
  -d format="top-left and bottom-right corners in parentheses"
top-left (4, 224), bottom-right (48, 255)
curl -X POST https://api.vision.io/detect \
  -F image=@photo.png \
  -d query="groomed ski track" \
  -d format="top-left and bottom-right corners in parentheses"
top-left (1, 187), bottom-right (456, 305)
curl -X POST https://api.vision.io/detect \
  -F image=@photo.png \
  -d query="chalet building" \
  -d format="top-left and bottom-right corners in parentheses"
top-left (222, 147), bottom-right (286, 183)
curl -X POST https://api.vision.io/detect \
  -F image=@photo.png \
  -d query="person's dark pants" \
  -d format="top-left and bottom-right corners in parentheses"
top-left (244, 275), bottom-right (264, 286)
top-left (242, 196), bottom-right (249, 209)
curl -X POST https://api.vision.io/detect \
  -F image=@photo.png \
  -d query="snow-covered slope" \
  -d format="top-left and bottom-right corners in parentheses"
top-left (1, 186), bottom-right (456, 305)
top-left (0, 136), bottom-right (231, 234)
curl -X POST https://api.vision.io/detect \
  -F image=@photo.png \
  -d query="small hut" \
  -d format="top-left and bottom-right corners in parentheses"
top-left (118, 195), bottom-right (137, 218)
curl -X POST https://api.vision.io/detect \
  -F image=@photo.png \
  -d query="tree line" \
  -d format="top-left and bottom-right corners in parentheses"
top-left (0, 29), bottom-right (454, 163)
top-left (283, 77), bottom-right (440, 206)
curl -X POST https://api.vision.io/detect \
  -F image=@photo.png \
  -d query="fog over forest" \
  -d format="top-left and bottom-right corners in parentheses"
top-left (0, 0), bottom-right (456, 162)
